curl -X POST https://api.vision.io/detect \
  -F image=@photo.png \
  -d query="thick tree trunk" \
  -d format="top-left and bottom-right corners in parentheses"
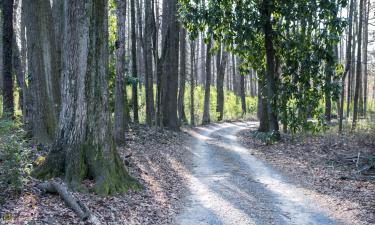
top-left (130, 0), bottom-right (139, 123)
top-left (24, 0), bottom-right (60, 143)
top-left (347, 2), bottom-right (358, 118)
top-left (34, 0), bottom-right (139, 195)
top-left (216, 45), bottom-right (228, 121)
top-left (178, 28), bottom-right (187, 123)
top-left (114, 0), bottom-right (129, 145)
top-left (190, 40), bottom-right (196, 126)
top-left (262, 0), bottom-right (280, 138)
top-left (160, 0), bottom-right (179, 130)
top-left (144, 0), bottom-right (155, 125)
top-left (339, 0), bottom-right (354, 133)
top-left (202, 39), bottom-right (212, 125)
top-left (2, 0), bottom-right (14, 116)
top-left (352, 0), bottom-right (364, 129)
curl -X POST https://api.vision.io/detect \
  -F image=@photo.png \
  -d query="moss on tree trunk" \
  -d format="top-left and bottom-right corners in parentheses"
top-left (33, 0), bottom-right (139, 196)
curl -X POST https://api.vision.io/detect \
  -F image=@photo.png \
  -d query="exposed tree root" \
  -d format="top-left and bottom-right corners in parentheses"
top-left (38, 180), bottom-right (101, 225)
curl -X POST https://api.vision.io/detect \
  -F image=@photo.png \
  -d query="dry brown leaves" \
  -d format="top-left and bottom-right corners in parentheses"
top-left (238, 129), bottom-right (375, 225)
top-left (0, 124), bottom-right (192, 225)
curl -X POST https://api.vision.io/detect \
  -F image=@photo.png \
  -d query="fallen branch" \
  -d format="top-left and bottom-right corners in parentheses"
top-left (38, 180), bottom-right (100, 224)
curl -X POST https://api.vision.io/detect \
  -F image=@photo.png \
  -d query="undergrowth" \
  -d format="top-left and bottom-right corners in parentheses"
top-left (0, 118), bottom-right (31, 204)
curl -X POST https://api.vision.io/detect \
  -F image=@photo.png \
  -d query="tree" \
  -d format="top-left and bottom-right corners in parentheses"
top-left (262, 0), bottom-right (280, 138)
top-left (160, 0), bottom-right (180, 130)
top-left (143, 0), bottom-right (155, 125)
top-left (180, 0), bottom-right (346, 135)
top-left (190, 39), bottom-right (196, 125)
top-left (178, 28), bottom-right (188, 123)
top-left (353, 0), bottom-right (365, 129)
top-left (339, 0), bottom-right (354, 133)
top-left (363, 0), bottom-right (370, 116)
top-left (216, 44), bottom-right (228, 121)
top-left (34, 0), bottom-right (139, 195)
top-left (2, 0), bottom-right (14, 116)
top-left (202, 38), bottom-right (212, 125)
top-left (24, 0), bottom-right (60, 143)
top-left (114, 0), bottom-right (129, 145)
top-left (130, 0), bottom-right (139, 123)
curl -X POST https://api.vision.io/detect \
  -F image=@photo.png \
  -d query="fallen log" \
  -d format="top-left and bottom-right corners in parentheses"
top-left (38, 180), bottom-right (100, 224)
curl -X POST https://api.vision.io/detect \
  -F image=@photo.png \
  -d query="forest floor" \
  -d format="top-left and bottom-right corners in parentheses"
top-left (238, 124), bottom-right (375, 225)
top-left (1, 121), bottom-right (374, 225)
top-left (0, 124), bottom-right (194, 225)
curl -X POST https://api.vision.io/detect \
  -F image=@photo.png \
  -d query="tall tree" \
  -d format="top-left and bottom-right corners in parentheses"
top-left (352, 0), bottom-right (365, 129)
top-left (34, 0), bottom-right (138, 195)
top-left (178, 27), bottom-right (188, 123)
top-left (190, 40), bottom-right (196, 125)
top-left (2, 0), bottom-right (14, 116)
top-left (339, 0), bottom-right (354, 133)
top-left (24, 0), bottom-right (60, 143)
top-left (160, 0), bottom-right (180, 129)
top-left (216, 44), bottom-right (228, 121)
top-left (202, 38), bottom-right (212, 125)
top-left (144, 0), bottom-right (155, 125)
top-left (130, 0), bottom-right (139, 123)
top-left (363, 0), bottom-right (370, 116)
top-left (262, 0), bottom-right (280, 138)
top-left (114, 0), bottom-right (129, 145)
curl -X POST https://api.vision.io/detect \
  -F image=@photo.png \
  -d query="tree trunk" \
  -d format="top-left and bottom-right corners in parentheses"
top-left (178, 28), bottom-right (187, 123)
top-left (24, 0), bottom-right (60, 144)
top-left (258, 75), bottom-right (269, 132)
top-left (160, 0), bottom-right (179, 130)
top-left (144, 0), bottom-right (155, 125)
top-left (262, 0), bottom-right (280, 138)
top-left (34, 0), bottom-right (139, 195)
top-left (202, 38), bottom-right (212, 125)
top-left (363, 0), bottom-right (370, 116)
top-left (2, 0), bottom-right (14, 116)
top-left (190, 40), bottom-right (195, 125)
top-left (348, 2), bottom-right (358, 118)
top-left (352, 0), bottom-right (364, 129)
top-left (240, 71), bottom-right (246, 116)
top-left (114, 0), bottom-right (129, 145)
top-left (216, 44), bottom-right (228, 121)
top-left (130, 0), bottom-right (139, 123)
top-left (339, 0), bottom-right (354, 133)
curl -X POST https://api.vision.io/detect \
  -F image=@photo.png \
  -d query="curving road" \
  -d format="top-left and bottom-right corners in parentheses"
top-left (175, 122), bottom-right (344, 225)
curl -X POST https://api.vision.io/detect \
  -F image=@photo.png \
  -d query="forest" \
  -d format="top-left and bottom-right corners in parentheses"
top-left (0, 0), bottom-right (374, 224)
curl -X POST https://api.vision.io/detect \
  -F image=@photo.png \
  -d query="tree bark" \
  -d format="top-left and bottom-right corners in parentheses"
top-left (144, 0), bottom-right (155, 125)
top-left (262, 0), bottom-right (280, 138)
top-left (24, 0), bottom-right (60, 144)
top-left (216, 44), bottom-right (228, 121)
top-left (202, 38), bottom-right (212, 125)
top-left (190, 40), bottom-right (196, 126)
top-left (352, 0), bottom-right (364, 129)
top-left (114, 0), bottom-right (129, 145)
top-left (130, 0), bottom-right (139, 123)
top-left (34, 0), bottom-right (139, 195)
top-left (363, 0), bottom-right (370, 116)
top-left (2, 0), bottom-right (14, 116)
top-left (240, 71), bottom-right (246, 116)
top-left (178, 28), bottom-right (187, 123)
top-left (339, 0), bottom-right (354, 133)
top-left (160, 0), bottom-right (180, 130)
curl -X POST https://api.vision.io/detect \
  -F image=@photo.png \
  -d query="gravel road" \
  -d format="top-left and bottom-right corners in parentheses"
top-left (175, 122), bottom-right (344, 225)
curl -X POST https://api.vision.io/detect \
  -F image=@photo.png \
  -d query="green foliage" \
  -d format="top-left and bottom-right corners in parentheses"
top-left (126, 84), bottom-right (257, 124)
top-left (0, 118), bottom-right (31, 197)
top-left (180, 0), bottom-right (347, 134)
top-left (250, 130), bottom-right (279, 145)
